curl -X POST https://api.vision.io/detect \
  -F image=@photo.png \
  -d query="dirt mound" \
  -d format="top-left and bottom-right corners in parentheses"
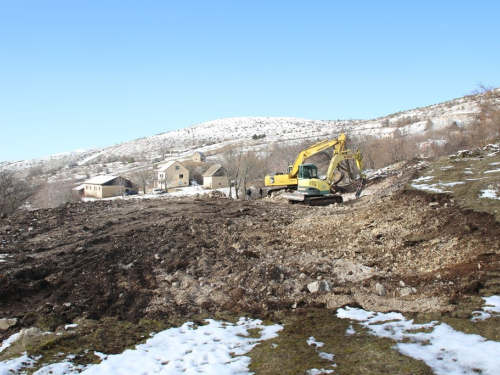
top-left (1, 169), bottom-right (500, 342)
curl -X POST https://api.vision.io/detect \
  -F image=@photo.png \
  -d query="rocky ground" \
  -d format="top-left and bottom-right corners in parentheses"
top-left (1, 152), bottom-right (500, 375)
top-left (2, 155), bottom-right (500, 348)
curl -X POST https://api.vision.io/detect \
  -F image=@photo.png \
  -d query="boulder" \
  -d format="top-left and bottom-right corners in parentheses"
top-left (375, 283), bottom-right (387, 296)
top-left (0, 318), bottom-right (18, 330)
top-left (307, 281), bottom-right (332, 293)
top-left (0, 319), bottom-right (9, 330)
top-left (17, 327), bottom-right (42, 349)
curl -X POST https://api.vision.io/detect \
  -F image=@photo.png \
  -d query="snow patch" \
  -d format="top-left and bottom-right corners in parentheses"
top-left (306, 337), bottom-right (336, 374)
top-left (0, 319), bottom-right (282, 375)
top-left (480, 190), bottom-right (500, 200)
top-left (471, 296), bottom-right (500, 321)
top-left (484, 168), bottom-right (500, 174)
top-left (337, 298), bottom-right (500, 375)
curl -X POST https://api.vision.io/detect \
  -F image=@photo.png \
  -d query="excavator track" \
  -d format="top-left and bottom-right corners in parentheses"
top-left (304, 195), bottom-right (343, 206)
top-left (283, 191), bottom-right (343, 206)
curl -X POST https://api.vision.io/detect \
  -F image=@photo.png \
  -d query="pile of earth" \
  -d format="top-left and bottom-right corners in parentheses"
top-left (1, 158), bottom-right (500, 344)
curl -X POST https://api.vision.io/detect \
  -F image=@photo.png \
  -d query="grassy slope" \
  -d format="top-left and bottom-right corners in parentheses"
top-left (409, 151), bottom-right (500, 222)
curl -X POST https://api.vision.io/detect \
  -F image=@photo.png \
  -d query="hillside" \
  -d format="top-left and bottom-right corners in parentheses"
top-left (1, 88), bottom-right (500, 373)
top-left (0, 90), bottom-right (489, 181)
top-left (1, 142), bottom-right (500, 373)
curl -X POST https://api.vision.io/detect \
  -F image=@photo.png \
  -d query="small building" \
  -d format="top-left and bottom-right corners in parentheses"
top-left (156, 160), bottom-right (190, 189)
top-left (202, 164), bottom-right (228, 189)
top-left (191, 151), bottom-right (206, 163)
top-left (379, 128), bottom-right (401, 139)
top-left (83, 175), bottom-right (133, 198)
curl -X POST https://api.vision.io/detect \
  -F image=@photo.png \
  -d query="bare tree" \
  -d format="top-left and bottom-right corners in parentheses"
top-left (215, 144), bottom-right (268, 198)
top-left (0, 170), bottom-right (40, 216)
top-left (381, 130), bottom-right (420, 166)
top-left (473, 84), bottom-right (500, 143)
top-left (112, 176), bottom-right (133, 197)
top-left (239, 150), bottom-right (266, 193)
top-left (131, 166), bottom-right (156, 194)
top-left (352, 134), bottom-right (378, 170)
top-left (27, 165), bottom-right (44, 178)
top-left (31, 180), bottom-right (81, 209)
top-left (217, 144), bottom-right (245, 199)
top-left (185, 164), bottom-right (206, 186)
top-left (267, 140), bottom-right (310, 173)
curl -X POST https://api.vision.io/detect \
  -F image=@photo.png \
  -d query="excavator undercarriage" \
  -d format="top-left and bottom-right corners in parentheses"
top-left (282, 191), bottom-right (344, 205)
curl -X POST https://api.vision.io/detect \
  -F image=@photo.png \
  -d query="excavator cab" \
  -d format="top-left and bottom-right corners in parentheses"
top-left (298, 164), bottom-right (318, 180)
top-left (296, 164), bottom-right (327, 197)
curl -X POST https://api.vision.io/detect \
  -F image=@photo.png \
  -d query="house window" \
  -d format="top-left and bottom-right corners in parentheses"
top-left (175, 166), bottom-right (180, 170)
top-left (160, 174), bottom-right (164, 179)
top-left (179, 174), bottom-right (183, 179)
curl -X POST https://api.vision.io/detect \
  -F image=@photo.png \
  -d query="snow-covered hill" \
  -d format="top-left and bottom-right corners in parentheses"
top-left (0, 89), bottom-right (491, 179)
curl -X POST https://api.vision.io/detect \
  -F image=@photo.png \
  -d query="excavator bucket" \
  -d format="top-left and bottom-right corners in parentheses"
top-left (355, 178), bottom-right (367, 198)
top-left (331, 170), bottom-right (345, 186)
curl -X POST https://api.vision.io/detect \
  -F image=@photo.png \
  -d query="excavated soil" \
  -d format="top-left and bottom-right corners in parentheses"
top-left (1, 167), bottom-right (500, 342)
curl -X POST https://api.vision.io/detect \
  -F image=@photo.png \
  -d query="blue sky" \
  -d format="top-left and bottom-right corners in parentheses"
top-left (1, 1), bottom-right (499, 162)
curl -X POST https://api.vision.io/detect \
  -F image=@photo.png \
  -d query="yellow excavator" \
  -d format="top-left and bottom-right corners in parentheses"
top-left (264, 133), bottom-right (348, 194)
top-left (265, 134), bottom-right (366, 205)
top-left (282, 148), bottom-right (366, 205)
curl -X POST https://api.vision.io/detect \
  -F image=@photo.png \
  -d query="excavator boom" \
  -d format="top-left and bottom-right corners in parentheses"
top-left (288, 133), bottom-right (346, 178)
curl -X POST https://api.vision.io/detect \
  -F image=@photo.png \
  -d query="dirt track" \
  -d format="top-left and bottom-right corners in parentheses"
top-left (1, 170), bottom-right (500, 342)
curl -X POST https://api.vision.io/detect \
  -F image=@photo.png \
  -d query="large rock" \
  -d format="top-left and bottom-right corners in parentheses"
top-left (375, 283), bottom-right (387, 296)
top-left (307, 281), bottom-right (332, 293)
top-left (399, 287), bottom-right (412, 297)
top-left (0, 318), bottom-right (18, 330)
top-left (16, 327), bottom-right (42, 349)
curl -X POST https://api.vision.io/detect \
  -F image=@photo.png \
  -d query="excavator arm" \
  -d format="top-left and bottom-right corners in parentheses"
top-left (324, 149), bottom-right (365, 186)
top-left (265, 133), bottom-right (348, 190)
top-left (288, 133), bottom-right (347, 178)
top-left (324, 149), bottom-right (366, 198)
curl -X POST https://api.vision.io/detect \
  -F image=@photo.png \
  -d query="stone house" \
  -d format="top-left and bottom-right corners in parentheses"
top-left (156, 160), bottom-right (190, 189)
top-left (83, 176), bottom-right (133, 198)
top-left (379, 128), bottom-right (401, 139)
top-left (202, 164), bottom-right (228, 189)
top-left (191, 151), bottom-right (206, 163)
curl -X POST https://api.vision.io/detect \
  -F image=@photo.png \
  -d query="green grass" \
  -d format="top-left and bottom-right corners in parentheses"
top-left (248, 309), bottom-right (433, 375)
